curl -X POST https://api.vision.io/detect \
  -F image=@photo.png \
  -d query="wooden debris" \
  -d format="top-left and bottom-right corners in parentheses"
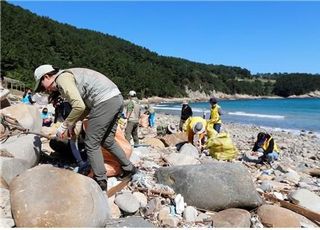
top-left (107, 175), bottom-right (132, 197)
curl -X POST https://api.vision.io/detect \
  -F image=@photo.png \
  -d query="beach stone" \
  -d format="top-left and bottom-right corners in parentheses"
top-left (164, 152), bottom-right (200, 166)
top-left (211, 208), bottom-right (251, 228)
top-left (115, 192), bottom-right (140, 214)
top-left (0, 218), bottom-right (15, 228)
top-left (110, 202), bottom-right (121, 219)
top-left (143, 198), bottom-right (162, 216)
top-left (179, 143), bottom-right (199, 158)
top-left (129, 151), bottom-right (141, 165)
top-left (143, 137), bottom-right (165, 148)
top-left (160, 133), bottom-right (188, 147)
top-left (304, 168), bottom-right (320, 177)
top-left (183, 206), bottom-right (198, 222)
top-left (162, 216), bottom-right (180, 227)
top-left (106, 216), bottom-right (155, 228)
top-left (288, 189), bottom-right (320, 213)
top-left (0, 157), bottom-right (32, 185)
top-left (10, 164), bottom-right (110, 227)
top-left (196, 212), bottom-right (211, 222)
top-left (294, 212), bottom-right (320, 228)
top-left (133, 192), bottom-right (148, 208)
top-left (155, 163), bottom-right (263, 211)
top-left (257, 204), bottom-right (300, 227)
top-left (158, 206), bottom-right (171, 221)
top-left (0, 188), bottom-right (11, 218)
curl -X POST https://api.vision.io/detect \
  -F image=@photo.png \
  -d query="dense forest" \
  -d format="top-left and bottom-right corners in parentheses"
top-left (1, 2), bottom-right (320, 98)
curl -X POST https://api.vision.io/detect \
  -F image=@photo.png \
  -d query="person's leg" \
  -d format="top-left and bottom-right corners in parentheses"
top-left (85, 97), bottom-right (126, 185)
top-left (266, 151), bottom-right (279, 163)
top-left (132, 122), bottom-right (139, 145)
top-left (213, 123), bottom-right (221, 133)
top-left (125, 121), bottom-right (134, 143)
top-left (150, 113), bottom-right (155, 127)
top-left (179, 119), bottom-right (185, 131)
top-left (101, 96), bottom-right (136, 174)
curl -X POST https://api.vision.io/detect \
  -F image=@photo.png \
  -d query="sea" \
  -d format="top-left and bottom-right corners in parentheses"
top-left (153, 98), bottom-right (320, 137)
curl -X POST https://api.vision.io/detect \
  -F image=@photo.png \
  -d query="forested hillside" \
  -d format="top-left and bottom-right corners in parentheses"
top-left (1, 2), bottom-right (320, 98)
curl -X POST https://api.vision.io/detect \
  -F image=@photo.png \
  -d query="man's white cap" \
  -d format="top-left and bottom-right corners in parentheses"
top-left (128, 90), bottom-right (136, 96)
top-left (33, 64), bottom-right (55, 92)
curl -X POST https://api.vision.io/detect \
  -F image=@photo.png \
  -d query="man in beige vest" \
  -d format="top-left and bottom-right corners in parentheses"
top-left (33, 64), bottom-right (137, 191)
top-left (125, 90), bottom-right (141, 146)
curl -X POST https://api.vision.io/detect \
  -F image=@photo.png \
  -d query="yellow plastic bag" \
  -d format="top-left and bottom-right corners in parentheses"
top-left (205, 132), bottom-right (238, 160)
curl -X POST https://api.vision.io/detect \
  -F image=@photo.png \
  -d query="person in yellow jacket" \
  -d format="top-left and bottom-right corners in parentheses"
top-left (183, 116), bottom-right (207, 150)
top-left (209, 97), bottom-right (223, 133)
top-left (252, 132), bottom-right (280, 163)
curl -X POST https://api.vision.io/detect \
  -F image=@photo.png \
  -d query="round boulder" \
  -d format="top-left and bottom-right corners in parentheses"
top-left (10, 164), bottom-right (110, 227)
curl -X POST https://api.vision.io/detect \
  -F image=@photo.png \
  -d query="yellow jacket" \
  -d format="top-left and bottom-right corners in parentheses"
top-left (210, 104), bottom-right (222, 124)
top-left (183, 117), bottom-right (207, 143)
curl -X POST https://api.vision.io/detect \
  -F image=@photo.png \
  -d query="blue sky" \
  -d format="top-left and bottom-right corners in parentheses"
top-left (8, 1), bottom-right (320, 74)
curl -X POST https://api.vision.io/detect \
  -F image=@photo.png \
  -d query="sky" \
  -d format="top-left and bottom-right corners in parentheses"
top-left (7, 1), bottom-right (320, 74)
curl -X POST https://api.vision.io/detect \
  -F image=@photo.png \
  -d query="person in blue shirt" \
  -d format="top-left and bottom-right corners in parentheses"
top-left (21, 88), bottom-right (35, 105)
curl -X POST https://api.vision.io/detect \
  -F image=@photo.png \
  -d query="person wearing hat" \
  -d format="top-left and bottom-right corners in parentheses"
top-left (183, 116), bottom-right (207, 150)
top-left (125, 90), bottom-right (141, 146)
top-left (179, 100), bottom-right (193, 131)
top-left (209, 96), bottom-right (223, 133)
top-left (33, 64), bottom-right (137, 191)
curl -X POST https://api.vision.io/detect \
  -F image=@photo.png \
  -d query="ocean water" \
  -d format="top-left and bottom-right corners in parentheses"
top-left (153, 98), bottom-right (320, 135)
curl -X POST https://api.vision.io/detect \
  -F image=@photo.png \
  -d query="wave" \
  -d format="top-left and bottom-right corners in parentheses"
top-left (228, 111), bottom-right (285, 119)
top-left (154, 106), bottom-right (210, 113)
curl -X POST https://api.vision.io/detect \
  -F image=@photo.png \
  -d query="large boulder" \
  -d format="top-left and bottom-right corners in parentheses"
top-left (10, 165), bottom-right (110, 227)
top-left (155, 163), bottom-right (262, 211)
top-left (160, 133), bottom-right (188, 147)
top-left (0, 104), bottom-right (42, 184)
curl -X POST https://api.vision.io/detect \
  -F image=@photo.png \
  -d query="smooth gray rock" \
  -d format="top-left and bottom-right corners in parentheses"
top-left (183, 206), bottom-right (198, 222)
top-left (10, 165), bottom-right (110, 227)
top-left (164, 152), bottom-right (200, 166)
top-left (179, 143), bottom-right (199, 158)
top-left (288, 189), bottom-right (320, 213)
top-left (156, 163), bottom-right (262, 211)
top-left (105, 216), bottom-right (156, 228)
top-left (115, 192), bottom-right (140, 213)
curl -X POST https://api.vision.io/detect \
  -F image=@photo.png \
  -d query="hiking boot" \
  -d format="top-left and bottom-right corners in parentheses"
top-left (95, 179), bottom-right (108, 191)
top-left (120, 165), bottom-right (138, 179)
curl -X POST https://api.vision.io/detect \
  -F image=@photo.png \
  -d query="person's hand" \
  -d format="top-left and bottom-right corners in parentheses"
top-left (56, 123), bottom-right (68, 139)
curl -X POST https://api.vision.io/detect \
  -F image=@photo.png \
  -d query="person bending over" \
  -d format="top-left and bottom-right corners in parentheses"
top-left (252, 132), bottom-right (280, 163)
top-left (33, 64), bottom-right (137, 191)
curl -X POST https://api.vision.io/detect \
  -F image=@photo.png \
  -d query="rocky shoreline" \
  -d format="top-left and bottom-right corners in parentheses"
top-left (1, 92), bottom-right (320, 228)
top-left (138, 90), bottom-right (320, 104)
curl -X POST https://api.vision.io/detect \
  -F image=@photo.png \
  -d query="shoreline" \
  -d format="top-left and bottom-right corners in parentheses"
top-left (138, 91), bottom-right (320, 105)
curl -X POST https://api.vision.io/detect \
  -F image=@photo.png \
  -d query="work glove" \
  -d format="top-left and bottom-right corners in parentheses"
top-left (56, 123), bottom-right (69, 139)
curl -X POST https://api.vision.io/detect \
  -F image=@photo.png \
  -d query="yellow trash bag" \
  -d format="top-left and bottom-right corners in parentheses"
top-left (206, 120), bottom-right (218, 139)
top-left (205, 132), bottom-right (238, 160)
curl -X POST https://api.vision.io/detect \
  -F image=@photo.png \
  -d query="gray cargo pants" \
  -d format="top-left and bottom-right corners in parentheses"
top-left (125, 121), bottom-right (139, 145)
top-left (85, 94), bottom-right (133, 181)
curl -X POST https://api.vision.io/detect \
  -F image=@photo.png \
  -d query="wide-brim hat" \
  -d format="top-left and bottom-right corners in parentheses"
top-left (193, 122), bottom-right (205, 134)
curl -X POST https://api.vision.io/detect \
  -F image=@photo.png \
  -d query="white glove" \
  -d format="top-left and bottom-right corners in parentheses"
top-left (56, 123), bottom-right (68, 139)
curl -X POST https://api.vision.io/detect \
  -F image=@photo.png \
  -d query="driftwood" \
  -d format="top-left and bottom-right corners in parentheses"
top-left (107, 175), bottom-right (132, 197)
top-left (263, 193), bottom-right (320, 224)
